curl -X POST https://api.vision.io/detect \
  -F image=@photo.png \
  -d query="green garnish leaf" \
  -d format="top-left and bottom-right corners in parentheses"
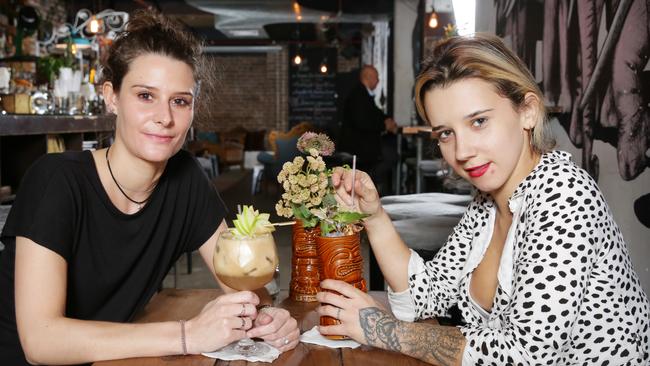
top-left (230, 205), bottom-right (275, 238)
top-left (293, 204), bottom-right (319, 228)
top-left (322, 193), bottom-right (337, 207)
top-left (333, 211), bottom-right (370, 224)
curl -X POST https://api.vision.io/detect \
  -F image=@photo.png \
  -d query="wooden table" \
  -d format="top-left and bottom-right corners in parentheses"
top-left (94, 289), bottom-right (432, 366)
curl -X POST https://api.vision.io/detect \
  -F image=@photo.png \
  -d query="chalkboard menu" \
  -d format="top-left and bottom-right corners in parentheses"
top-left (289, 47), bottom-right (338, 130)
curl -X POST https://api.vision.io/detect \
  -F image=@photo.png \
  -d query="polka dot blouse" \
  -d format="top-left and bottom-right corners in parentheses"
top-left (388, 151), bottom-right (650, 365)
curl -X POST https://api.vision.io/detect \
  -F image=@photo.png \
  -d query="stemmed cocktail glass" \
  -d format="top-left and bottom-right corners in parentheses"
top-left (213, 230), bottom-right (279, 357)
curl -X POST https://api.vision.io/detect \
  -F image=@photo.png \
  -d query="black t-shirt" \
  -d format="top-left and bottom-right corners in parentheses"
top-left (0, 149), bottom-right (226, 365)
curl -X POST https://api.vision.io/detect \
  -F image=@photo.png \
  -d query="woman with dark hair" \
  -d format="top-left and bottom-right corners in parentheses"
top-left (0, 11), bottom-right (298, 365)
top-left (319, 34), bottom-right (650, 365)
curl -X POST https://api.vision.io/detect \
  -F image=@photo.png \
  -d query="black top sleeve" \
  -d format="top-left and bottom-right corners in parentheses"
top-left (178, 152), bottom-right (228, 252)
top-left (2, 154), bottom-right (77, 261)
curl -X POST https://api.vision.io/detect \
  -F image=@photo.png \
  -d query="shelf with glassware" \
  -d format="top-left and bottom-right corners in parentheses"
top-left (0, 5), bottom-right (128, 116)
top-left (0, 6), bottom-right (129, 202)
top-left (0, 45), bottom-right (104, 116)
top-left (0, 114), bottom-right (115, 200)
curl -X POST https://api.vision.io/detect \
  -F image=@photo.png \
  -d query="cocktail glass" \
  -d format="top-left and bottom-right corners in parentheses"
top-left (213, 230), bottom-right (279, 356)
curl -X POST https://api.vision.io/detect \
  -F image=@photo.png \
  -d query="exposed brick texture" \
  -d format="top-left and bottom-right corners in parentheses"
top-left (193, 46), bottom-right (358, 136)
top-left (193, 48), bottom-right (289, 134)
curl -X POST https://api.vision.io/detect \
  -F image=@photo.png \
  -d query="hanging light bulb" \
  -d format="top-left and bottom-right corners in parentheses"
top-left (293, 1), bottom-right (302, 21)
top-left (320, 64), bottom-right (328, 73)
top-left (293, 54), bottom-right (302, 65)
top-left (428, 12), bottom-right (439, 28)
top-left (88, 16), bottom-right (101, 34)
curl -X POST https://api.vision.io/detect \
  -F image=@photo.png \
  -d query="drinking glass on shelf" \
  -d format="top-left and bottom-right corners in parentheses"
top-left (213, 230), bottom-right (279, 356)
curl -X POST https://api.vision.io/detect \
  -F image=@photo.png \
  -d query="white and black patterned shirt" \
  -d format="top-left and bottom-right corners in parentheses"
top-left (388, 151), bottom-right (650, 365)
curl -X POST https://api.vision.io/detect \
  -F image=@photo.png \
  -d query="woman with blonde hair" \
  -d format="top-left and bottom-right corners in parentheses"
top-left (0, 10), bottom-right (298, 365)
top-left (318, 34), bottom-right (649, 365)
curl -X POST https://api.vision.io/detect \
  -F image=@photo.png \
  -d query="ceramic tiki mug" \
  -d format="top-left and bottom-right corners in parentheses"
top-left (289, 221), bottom-right (321, 302)
top-left (316, 232), bottom-right (366, 339)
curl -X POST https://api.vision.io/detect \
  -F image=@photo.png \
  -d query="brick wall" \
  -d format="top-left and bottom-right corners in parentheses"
top-left (194, 48), bottom-right (289, 133)
top-left (193, 46), bottom-right (359, 134)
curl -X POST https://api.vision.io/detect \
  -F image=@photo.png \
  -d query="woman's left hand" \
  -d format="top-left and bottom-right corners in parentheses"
top-left (246, 307), bottom-right (300, 352)
top-left (316, 279), bottom-right (388, 344)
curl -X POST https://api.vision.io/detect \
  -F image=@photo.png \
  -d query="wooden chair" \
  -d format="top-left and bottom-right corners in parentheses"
top-left (267, 122), bottom-right (314, 156)
top-left (258, 122), bottom-right (315, 193)
top-left (187, 127), bottom-right (247, 171)
top-left (217, 127), bottom-right (247, 170)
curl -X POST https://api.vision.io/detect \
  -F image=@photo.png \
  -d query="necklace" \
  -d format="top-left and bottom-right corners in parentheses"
top-left (105, 146), bottom-right (154, 210)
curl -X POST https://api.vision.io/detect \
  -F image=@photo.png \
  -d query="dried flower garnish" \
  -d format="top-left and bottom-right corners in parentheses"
top-left (276, 132), bottom-right (367, 235)
top-left (296, 132), bottom-right (335, 157)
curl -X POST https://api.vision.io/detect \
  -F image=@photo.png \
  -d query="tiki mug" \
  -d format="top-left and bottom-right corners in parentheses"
top-left (316, 232), bottom-right (366, 340)
top-left (289, 221), bottom-right (321, 302)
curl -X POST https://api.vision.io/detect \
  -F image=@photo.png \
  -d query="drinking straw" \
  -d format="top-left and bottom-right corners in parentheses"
top-left (264, 221), bottom-right (296, 227)
top-left (229, 222), bottom-right (296, 230)
top-left (350, 155), bottom-right (357, 207)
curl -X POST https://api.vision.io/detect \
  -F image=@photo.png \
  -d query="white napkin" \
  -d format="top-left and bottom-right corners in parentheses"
top-left (202, 341), bottom-right (280, 363)
top-left (299, 326), bottom-right (360, 349)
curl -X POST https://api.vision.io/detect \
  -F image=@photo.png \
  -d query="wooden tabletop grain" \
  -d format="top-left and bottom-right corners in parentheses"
top-left (93, 288), bottom-right (433, 366)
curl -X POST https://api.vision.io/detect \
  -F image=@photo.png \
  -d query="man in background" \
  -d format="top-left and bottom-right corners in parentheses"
top-left (340, 65), bottom-right (398, 195)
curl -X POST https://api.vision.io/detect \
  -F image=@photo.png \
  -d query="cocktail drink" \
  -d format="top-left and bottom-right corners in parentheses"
top-left (213, 231), bottom-right (278, 291)
top-left (213, 228), bottom-right (279, 356)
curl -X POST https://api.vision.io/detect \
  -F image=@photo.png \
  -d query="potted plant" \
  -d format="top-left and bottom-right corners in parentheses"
top-left (276, 132), bottom-right (332, 301)
top-left (276, 132), bottom-right (368, 313)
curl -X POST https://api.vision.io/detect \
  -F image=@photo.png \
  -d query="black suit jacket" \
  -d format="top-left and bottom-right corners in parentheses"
top-left (340, 83), bottom-right (387, 164)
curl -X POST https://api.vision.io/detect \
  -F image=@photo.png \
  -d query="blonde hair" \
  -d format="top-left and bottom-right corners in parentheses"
top-left (414, 34), bottom-right (555, 153)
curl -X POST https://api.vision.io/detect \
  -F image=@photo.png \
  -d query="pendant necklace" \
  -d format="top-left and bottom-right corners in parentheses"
top-left (105, 146), bottom-right (155, 210)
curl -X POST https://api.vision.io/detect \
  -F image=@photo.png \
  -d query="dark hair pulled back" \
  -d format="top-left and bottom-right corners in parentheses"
top-left (100, 10), bottom-right (202, 92)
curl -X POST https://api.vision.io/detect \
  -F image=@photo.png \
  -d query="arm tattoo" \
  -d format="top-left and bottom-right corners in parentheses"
top-left (359, 307), bottom-right (465, 366)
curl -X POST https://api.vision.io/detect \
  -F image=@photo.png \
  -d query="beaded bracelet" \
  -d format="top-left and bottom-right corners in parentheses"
top-left (179, 320), bottom-right (187, 355)
top-left (257, 304), bottom-right (272, 312)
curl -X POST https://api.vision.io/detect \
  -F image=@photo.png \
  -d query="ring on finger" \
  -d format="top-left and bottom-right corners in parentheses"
top-left (240, 317), bottom-right (246, 329)
top-left (336, 307), bottom-right (341, 320)
top-left (240, 304), bottom-right (246, 316)
top-left (283, 338), bottom-right (289, 345)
